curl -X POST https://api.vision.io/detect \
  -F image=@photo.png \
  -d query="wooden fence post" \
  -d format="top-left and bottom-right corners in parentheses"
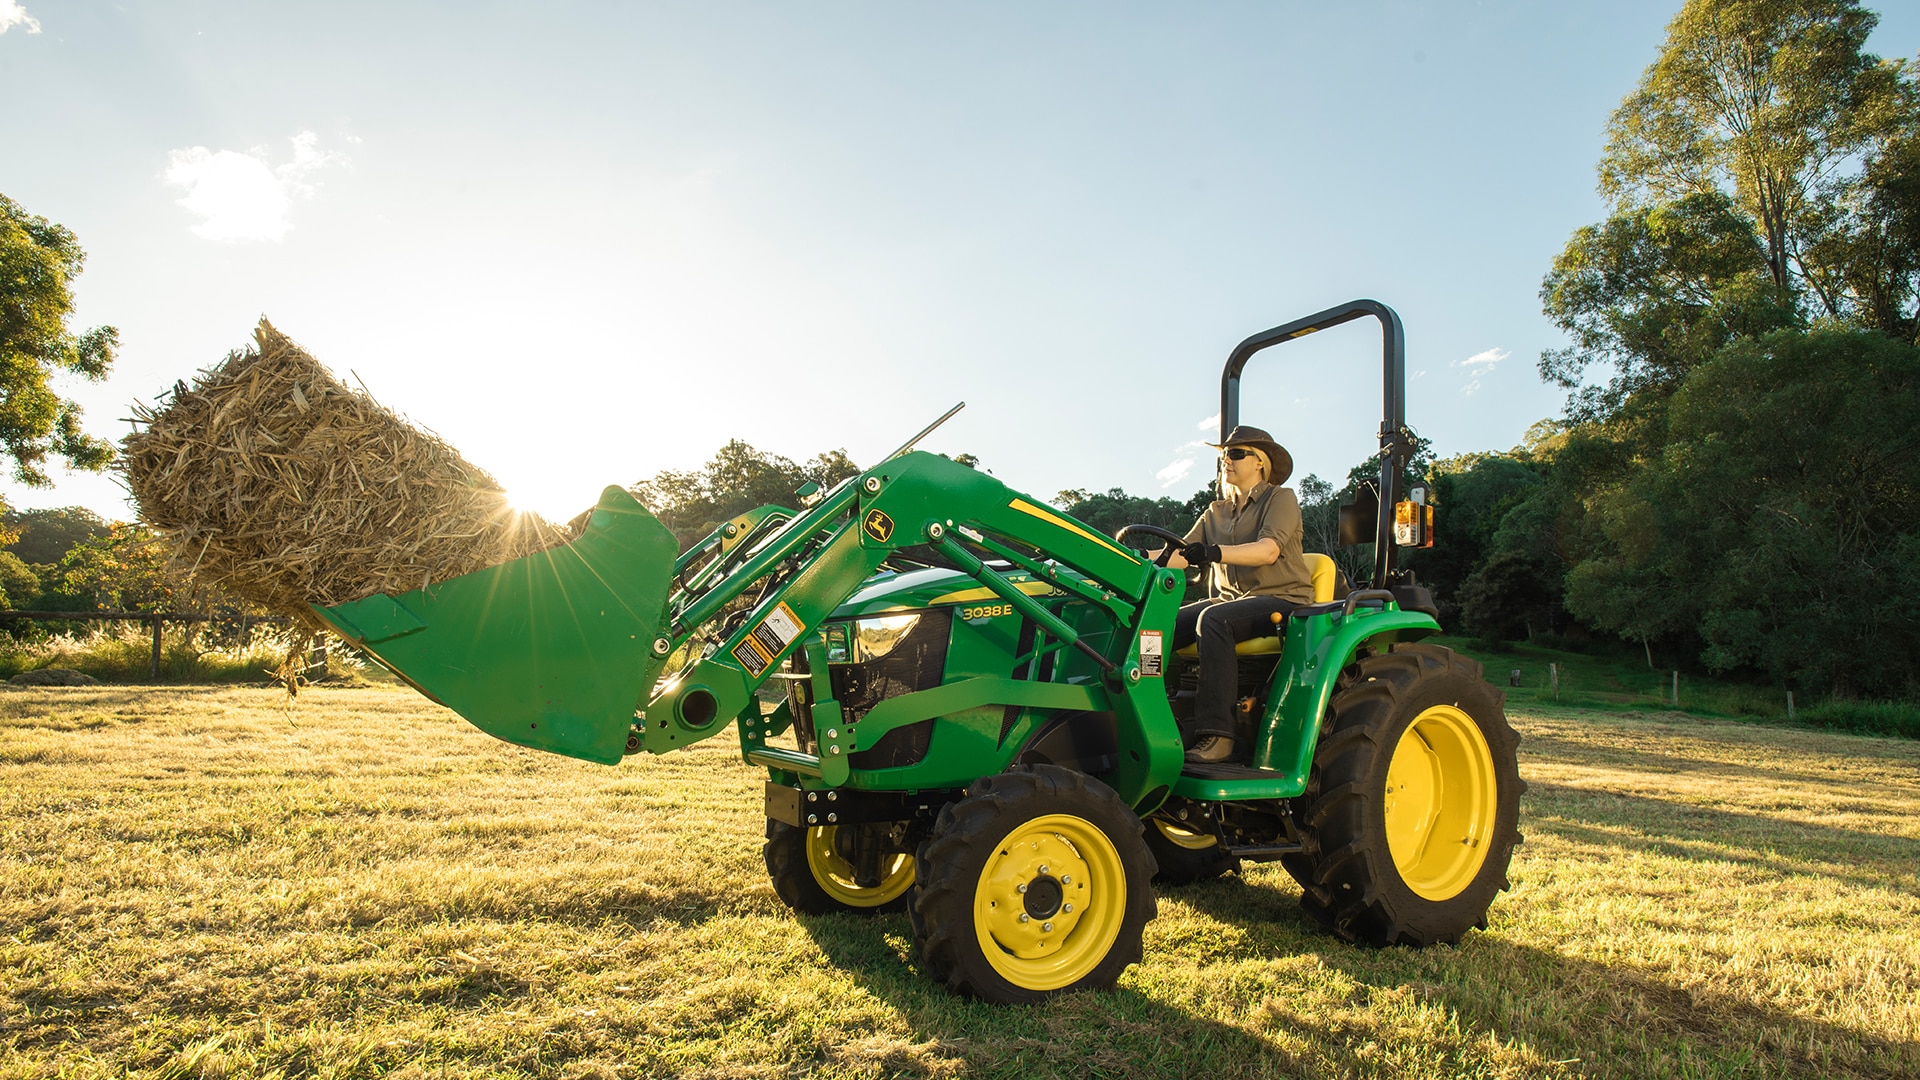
top-left (1672, 670), bottom-right (1680, 707)
top-left (150, 616), bottom-right (162, 680)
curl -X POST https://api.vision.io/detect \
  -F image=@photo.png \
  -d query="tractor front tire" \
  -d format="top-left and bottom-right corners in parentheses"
top-left (910, 764), bottom-right (1157, 1003)
top-left (1143, 818), bottom-right (1239, 884)
top-left (1289, 642), bottom-right (1523, 947)
top-left (764, 820), bottom-right (915, 915)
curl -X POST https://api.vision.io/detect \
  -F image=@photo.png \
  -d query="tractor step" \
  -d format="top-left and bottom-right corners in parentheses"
top-left (1170, 760), bottom-right (1303, 802)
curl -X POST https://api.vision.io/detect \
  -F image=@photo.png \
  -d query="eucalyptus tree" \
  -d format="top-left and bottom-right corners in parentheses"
top-left (1542, 0), bottom-right (1919, 414)
top-left (0, 194), bottom-right (117, 498)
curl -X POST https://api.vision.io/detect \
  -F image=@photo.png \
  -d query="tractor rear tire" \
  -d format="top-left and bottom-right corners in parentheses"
top-left (910, 764), bottom-right (1157, 1003)
top-left (1288, 642), bottom-right (1523, 947)
top-left (1143, 817), bottom-right (1240, 884)
top-left (764, 819), bottom-right (915, 915)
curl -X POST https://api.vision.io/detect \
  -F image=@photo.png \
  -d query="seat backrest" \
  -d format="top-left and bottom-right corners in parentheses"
top-left (1304, 552), bottom-right (1337, 604)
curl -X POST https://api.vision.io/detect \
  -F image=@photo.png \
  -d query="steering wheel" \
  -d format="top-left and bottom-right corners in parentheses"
top-left (1113, 524), bottom-right (1188, 568)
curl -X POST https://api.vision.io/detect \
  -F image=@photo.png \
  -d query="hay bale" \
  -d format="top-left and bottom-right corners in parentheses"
top-left (123, 320), bottom-right (574, 629)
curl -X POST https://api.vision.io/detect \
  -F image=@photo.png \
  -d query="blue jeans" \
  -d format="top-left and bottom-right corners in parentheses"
top-left (1174, 595), bottom-right (1298, 742)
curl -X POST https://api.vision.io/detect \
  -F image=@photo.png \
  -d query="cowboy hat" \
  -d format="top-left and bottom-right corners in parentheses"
top-left (1209, 425), bottom-right (1293, 486)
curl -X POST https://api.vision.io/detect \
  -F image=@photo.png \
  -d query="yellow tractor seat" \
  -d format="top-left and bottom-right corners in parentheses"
top-left (1175, 553), bottom-right (1340, 657)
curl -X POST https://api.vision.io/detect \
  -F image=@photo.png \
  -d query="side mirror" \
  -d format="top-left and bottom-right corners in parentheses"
top-left (1338, 483), bottom-right (1378, 546)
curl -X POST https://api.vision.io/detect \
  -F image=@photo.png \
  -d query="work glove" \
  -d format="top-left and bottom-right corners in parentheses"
top-left (1181, 542), bottom-right (1223, 567)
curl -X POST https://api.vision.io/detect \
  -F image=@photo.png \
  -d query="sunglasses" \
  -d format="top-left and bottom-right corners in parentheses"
top-left (1221, 448), bottom-right (1259, 461)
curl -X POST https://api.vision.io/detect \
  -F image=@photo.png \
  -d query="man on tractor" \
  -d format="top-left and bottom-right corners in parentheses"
top-left (1166, 425), bottom-right (1316, 763)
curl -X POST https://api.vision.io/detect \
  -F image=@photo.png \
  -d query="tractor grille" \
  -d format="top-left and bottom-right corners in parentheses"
top-left (785, 609), bottom-right (952, 769)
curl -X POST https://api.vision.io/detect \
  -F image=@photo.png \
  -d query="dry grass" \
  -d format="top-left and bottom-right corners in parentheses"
top-left (1, 688), bottom-right (1915, 1078)
top-left (122, 321), bottom-right (573, 626)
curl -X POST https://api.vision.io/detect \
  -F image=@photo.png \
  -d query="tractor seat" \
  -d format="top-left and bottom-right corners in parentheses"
top-left (1176, 553), bottom-right (1340, 657)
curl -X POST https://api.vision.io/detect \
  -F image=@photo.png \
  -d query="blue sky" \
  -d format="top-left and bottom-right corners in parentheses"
top-left (5, 1), bottom-right (1916, 522)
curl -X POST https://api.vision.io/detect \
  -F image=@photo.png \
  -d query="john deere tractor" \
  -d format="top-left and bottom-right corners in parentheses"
top-left (313, 299), bottom-right (1523, 1004)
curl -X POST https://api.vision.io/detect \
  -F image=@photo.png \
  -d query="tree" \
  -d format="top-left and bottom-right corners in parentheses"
top-left (45, 523), bottom-right (180, 613)
top-left (0, 550), bottom-right (38, 609)
top-left (631, 440), bottom-right (860, 549)
top-left (1601, 0), bottom-right (1907, 302)
top-left (2, 505), bottom-right (109, 565)
top-left (0, 194), bottom-right (117, 494)
top-left (1543, 0), bottom-right (1920, 417)
top-left (1561, 329), bottom-right (1920, 696)
top-left (1412, 453), bottom-right (1546, 624)
top-left (1050, 487), bottom-right (1212, 539)
top-left (1540, 193), bottom-right (1799, 418)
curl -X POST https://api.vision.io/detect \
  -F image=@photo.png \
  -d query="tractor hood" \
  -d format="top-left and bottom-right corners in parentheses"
top-left (829, 564), bottom-right (1083, 621)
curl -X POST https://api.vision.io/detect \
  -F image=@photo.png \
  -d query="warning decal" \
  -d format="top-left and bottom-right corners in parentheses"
top-left (733, 638), bottom-right (772, 677)
top-left (1139, 630), bottom-right (1164, 677)
top-left (735, 601), bottom-right (805, 678)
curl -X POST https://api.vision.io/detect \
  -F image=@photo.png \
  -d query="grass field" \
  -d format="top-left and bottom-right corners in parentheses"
top-left (2, 683), bottom-right (1916, 1079)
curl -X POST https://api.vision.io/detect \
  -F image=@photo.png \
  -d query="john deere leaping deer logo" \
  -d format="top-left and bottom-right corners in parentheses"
top-left (862, 509), bottom-right (895, 543)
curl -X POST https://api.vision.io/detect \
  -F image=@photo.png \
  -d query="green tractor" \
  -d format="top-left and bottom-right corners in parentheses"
top-left (313, 299), bottom-right (1523, 1004)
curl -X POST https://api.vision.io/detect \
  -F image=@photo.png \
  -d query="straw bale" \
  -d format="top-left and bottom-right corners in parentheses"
top-left (123, 320), bottom-right (575, 631)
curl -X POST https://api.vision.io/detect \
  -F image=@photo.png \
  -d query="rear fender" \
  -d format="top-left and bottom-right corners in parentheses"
top-left (1249, 606), bottom-right (1439, 788)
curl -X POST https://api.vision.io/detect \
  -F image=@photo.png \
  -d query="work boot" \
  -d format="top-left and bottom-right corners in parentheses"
top-left (1184, 735), bottom-right (1234, 764)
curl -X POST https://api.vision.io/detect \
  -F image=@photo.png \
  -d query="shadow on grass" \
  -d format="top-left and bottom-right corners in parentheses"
top-left (1522, 727), bottom-right (1920, 796)
top-left (1156, 874), bottom-right (1918, 1079)
top-left (1525, 781), bottom-right (1918, 887)
top-left (785, 906), bottom-right (1312, 1080)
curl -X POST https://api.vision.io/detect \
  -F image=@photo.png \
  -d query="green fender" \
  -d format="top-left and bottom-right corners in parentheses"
top-left (1192, 605), bottom-right (1440, 800)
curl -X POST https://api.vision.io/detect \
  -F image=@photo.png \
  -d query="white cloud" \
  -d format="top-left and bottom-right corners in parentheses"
top-left (1196, 413), bottom-right (1218, 431)
top-left (0, 1), bottom-right (41, 33)
top-left (163, 131), bottom-right (344, 242)
top-left (1157, 437), bottom-right (1214, 489)
top-left (1453, 347), bottom-right (1509, 396)
top-left (1157, 458), bottom-right (1196, 488)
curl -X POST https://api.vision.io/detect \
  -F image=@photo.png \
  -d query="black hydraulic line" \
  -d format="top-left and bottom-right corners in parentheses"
top-left (1218, 299), bottom-right (1407, 587)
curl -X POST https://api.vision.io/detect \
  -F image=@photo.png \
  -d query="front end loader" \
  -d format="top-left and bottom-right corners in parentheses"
top-left (311, 299), bottom-right (1523, 1004)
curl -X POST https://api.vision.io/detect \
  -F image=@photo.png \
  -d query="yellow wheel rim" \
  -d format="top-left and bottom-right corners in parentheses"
top-left (805, 826), bottom-right (915, 908)
top-left (972, 814), bottom-right (1127, 991)
top-left (1152, 819), bottom-right (1218, 851)
top-left (1384, 704), bottom-right (1498, 901)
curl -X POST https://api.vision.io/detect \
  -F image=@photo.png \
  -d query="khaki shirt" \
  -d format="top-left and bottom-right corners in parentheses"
top-left (1183, 483), bottom-right (1314, 603)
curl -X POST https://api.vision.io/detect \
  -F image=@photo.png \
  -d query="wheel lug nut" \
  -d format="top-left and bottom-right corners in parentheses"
top-left (1061, 875), bottom-right (1071, 884)
top-left (1042, 922), bottom-right (1053, 932)
top-left (1038, 865), bottom-right (1050, 874)
top-left (1018, 913), bottom-right (1030, 923)
top-left (1063, 904), bottom-right (1074, 913)
top-left (1016, 883), bottom-right (1027, 894)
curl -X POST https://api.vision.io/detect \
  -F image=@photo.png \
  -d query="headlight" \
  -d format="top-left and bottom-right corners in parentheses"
top-left (852, 613), bottom-right (921, 662)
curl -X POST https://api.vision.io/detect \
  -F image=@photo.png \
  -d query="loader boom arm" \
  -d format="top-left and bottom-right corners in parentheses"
top-left (640, 452), bottom-right (1187, 805)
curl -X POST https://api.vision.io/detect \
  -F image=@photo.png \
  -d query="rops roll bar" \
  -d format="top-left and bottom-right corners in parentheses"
top-left (1219, 299), bottom-right (1411, 588)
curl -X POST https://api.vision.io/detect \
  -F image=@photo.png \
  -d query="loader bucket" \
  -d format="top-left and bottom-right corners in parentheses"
top-left (311, 485), bottom-right (680, 765)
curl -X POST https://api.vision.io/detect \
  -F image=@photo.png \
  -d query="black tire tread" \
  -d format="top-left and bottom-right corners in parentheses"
top-left (909, 765), bottom-right (1157, 1003)
top-left (1286, 642), bottom-right (1525, 947)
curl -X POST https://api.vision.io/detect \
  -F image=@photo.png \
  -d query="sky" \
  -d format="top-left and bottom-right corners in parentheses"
top-left (4, 0), bottom-right (1917, 523)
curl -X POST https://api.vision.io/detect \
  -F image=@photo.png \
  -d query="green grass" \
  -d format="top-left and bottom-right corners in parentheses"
top-left (1432, 635), bottom-right (1920, 735)
top-left (0, 624), bottom-right (375, 686)
top-left (2, 685), bottom-right (1917, 1078)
